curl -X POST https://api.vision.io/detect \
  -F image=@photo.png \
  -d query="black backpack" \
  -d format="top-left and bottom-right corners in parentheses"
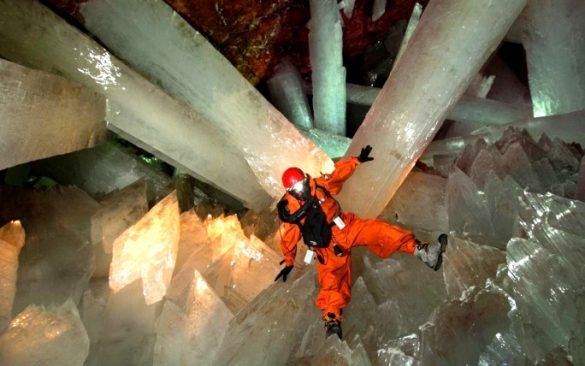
top-left (277, 186), bottom-right (332, 249)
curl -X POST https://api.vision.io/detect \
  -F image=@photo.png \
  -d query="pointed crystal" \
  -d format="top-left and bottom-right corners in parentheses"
top-left (110, 191), bottom-right (180, 304)
top-left (442, 235), bottom-right (505, 299)
top-left (0, 220), bottom-right (25, 332)
top-left (91, 180), bottom-right (149, 277)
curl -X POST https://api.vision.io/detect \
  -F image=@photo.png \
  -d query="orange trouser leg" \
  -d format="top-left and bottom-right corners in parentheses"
top-left (315, 250), bottom-right (351, 319)
top-left (314, 215), bottom-right (417, 319)
top-left (347, 217), bottom-right (417, 257)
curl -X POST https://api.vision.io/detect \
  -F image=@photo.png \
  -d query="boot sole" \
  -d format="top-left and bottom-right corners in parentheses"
top-left (433, 234), bottom-right (448, 271)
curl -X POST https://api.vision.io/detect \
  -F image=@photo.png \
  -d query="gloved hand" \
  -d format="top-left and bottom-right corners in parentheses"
top-left (274, 259), bottom-right (294, 282)
top-left (357, 145), bottom-right (374, 163)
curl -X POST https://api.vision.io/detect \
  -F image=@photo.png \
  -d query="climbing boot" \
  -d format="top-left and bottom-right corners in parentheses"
top-left (414, 234), bottom-right (448, 271)
top-left (324, 313), bottom-right (342, 339)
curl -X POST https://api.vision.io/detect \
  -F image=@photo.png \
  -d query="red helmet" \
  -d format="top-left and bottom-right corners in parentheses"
top-left (282, 167), bottom-right (305, 189)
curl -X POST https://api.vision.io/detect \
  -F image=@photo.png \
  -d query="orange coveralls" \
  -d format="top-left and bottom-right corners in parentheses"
top-left (279, 157), bottom-right (417, 319)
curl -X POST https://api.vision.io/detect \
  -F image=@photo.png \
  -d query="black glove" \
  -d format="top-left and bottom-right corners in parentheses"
top-left (274, 259), bottom-right (294, 282)
top-left (357, 145), bottom-right (374, 163)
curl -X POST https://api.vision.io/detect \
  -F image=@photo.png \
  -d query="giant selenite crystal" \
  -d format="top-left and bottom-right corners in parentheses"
top-left (0, 220), bottom-right (25, 332)
top-left (76, 0), bottom-right (333, 199)
top-left (267, 59), bottom-right (313, 130)
top-left (110, 192), bottom-right (180, 304)
top-left (336, 0), bottom-right (528, 218)
top-left (0, 0), bottom-right (271, 209)
top-left (520, 0), bottom-right (585, 117)
top-left (0, 300), bottom-right (90, 366)
top-left (0, 58), bottom-right (106, 171)
top-left (309, 0), bottom-right (346, 135)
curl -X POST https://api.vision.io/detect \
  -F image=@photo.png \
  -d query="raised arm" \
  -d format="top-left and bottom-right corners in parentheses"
top-left (318, 145), bottom-right (374, 195)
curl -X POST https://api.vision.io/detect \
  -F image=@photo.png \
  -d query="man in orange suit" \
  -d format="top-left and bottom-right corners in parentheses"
top-left (274, 145), bottom-right (447, 339)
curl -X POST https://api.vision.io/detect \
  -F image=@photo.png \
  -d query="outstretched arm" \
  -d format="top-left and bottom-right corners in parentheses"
top-left (319, 145), bottom-right (374, 194)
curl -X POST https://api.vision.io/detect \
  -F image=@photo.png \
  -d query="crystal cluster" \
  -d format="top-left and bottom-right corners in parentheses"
top-left (76, 0), bottom-right (333, 199)
top-left (0, 0), bottom-right (272, 209)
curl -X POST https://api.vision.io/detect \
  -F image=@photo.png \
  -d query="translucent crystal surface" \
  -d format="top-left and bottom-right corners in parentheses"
top-left (267, 59), bottom-right (313, 130)
top-left (379, 171), bottom-right (448, 233)
top-left (504, 191), bottom-right (585, 361)
top-left (0, 0), bottom-right (271, 209)
top-left (154, 270), bottom-right (233, 366)
top-left (0, 58), bottom-right (106, 171)
top-left (110, 192), bottom-right (180, 304)
top-left (394, 2), bottom-right (423, 64)
top-left (418, 288), bottom-right (511, 365)
top-left (77, 0), bottom-right (332, 199)
top-left (0, 220), bottom-right (25, 332)
top-left (300, 127), bottom-right (351, 159)
top-left (0, 186), bottom-right (99, 314)
top-left (520, 0), bottom-right (585, 117)
top-left (31, 141), bottom-right (172, 204)
top-left (213, 269), bottom-right (319, 365)
top-left (442, 235), bottom-right (505, 299)
top-left (337, 0), bottom-right (529, 218)
top-left (309, 0), bottom-right (347, 135)
top-left (91, 180), bottom-right (149, 277)
top-left (84, 279), bottom-right (158, 365)
top-left (0, 299), bottom-right (89, 366)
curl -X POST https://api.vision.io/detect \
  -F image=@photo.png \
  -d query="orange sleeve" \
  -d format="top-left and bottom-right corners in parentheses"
top-left (279, 222), bottom-right (301, 266)
top-left (318, 157), bottom-right (360, 195)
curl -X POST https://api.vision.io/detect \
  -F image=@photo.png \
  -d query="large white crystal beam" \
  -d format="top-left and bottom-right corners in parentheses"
top-left (110, 191), bottom-right (180, 305)
top-left (423, 110), bottom-right (585, 159)
top-left (394, 3), bottom-right (423, 66)
top-left (336, 0), bottom-right (528, 218)
top-left (346, 83), bottom-right (530, 126)
top-left (76, 0), bottom-right (332, 199)
top-left (0, 221), bottom-right (25, 332)
top-left (0, 58), bottom-right (106, 171)
top-left (0, 0), bottom-right (271, 210)
top-left (309, 0), bottom-right (347, 135)
top-left (267, 59), bottom-right (313, 130)
top-left (521, 0), bottom-right (585, 117)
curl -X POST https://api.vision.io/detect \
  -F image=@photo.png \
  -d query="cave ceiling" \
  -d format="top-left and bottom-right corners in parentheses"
top-left (41, 0), bottom-right (428, 85)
